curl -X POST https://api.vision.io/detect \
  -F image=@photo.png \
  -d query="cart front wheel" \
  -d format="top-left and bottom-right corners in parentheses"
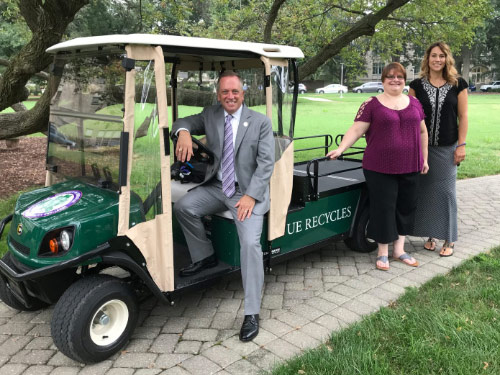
top-left (345, 205), bottom-right (377, 253)
top-left (51, 274), bottom-right (138, 363)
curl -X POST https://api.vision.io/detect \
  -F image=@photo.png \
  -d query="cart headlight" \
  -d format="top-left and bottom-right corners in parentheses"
top-left (60, 230), bottom-right (71, 251)
top-left (39, 227), bottom-right (74, 257)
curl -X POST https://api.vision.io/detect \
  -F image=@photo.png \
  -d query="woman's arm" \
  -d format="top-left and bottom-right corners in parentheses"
top-left (454, 89), bottom-right (468, 165)
top-left (326, 121), bottom-right (370, 159)
top-left (420, 119), bottom-right (429, 174)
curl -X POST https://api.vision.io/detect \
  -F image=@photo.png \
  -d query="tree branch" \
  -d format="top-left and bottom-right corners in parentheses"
top-left (299, 0), bottom-right (412, 80)
top-left (263, 0), bottom-right (287, 43)
top-left (0, 58), bottom-right (50, 80)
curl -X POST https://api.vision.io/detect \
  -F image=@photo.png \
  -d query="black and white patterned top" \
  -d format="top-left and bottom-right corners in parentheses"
top-left (410, 77), bottom-right (468, 146)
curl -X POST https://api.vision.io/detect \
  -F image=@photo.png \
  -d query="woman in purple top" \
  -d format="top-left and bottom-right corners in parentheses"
top-left (327, 62), bottom-right (429, 271)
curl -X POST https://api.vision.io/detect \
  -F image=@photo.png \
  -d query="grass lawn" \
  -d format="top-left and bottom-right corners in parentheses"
top-left (269, 246), bottom-right (500, 375)
top-left (0, 193), bottom-right (23, 256)
top-left (294, 92), bottom-right (500, 179)
top-left (4, 93), bottom-right (499, 178)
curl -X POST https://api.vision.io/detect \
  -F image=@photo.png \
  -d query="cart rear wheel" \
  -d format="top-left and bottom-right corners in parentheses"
top-left (51, 274), bottom-right (138, 363)
top-left (345, 206), bottom-right (377, 253)
top-left (0, 253), bottom-right (47, 311)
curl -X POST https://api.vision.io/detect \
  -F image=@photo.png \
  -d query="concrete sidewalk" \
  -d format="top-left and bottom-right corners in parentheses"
top-left (1, 175), bottom-right (499, 375)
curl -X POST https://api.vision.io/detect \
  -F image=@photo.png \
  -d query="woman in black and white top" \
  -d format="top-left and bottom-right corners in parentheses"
top-left (409, 41), bottom-right (469, 257)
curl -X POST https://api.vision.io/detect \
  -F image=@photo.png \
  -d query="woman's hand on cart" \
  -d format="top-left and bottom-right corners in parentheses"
top-left (326, 149), bottom-right (343, 160)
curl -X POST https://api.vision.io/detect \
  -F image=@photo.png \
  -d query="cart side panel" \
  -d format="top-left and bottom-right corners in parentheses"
top-left (209, 215), bottom-right (268, 267)
top-left (208, 189), bottom-right (360, 266)
top-left (270, 189), bottom-right (361, 255)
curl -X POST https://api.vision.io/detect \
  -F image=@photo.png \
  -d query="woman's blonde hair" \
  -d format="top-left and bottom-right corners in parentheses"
top-left (420, 42), bottom-right (458, 86)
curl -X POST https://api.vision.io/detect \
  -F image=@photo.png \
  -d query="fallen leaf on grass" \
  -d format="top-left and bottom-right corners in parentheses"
top-left (483, 362), bottom-right (489, 370)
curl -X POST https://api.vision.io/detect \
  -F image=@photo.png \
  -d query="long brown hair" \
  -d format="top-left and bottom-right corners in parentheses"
top-left (419, 42), bottom-right (458, 86)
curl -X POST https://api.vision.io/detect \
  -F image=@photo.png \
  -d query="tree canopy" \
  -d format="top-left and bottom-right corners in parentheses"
top-left (0, 0), bottom-right (495, 139)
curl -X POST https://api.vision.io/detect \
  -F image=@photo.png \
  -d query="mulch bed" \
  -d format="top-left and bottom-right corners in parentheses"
top-left (0, 137), bottom-right (47, 199)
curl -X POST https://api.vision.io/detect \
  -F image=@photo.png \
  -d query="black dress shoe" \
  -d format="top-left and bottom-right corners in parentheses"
top-left (179, 254), bottom-right (218, 277)
top-left (239, 314), bottom-right (259, 342)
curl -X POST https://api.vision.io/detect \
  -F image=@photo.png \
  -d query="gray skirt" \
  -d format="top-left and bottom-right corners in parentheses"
top-left (410, 145), bottom-right (458, 242)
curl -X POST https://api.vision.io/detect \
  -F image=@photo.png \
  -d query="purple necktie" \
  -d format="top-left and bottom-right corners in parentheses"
top-left (222, 114), bottom-right (236, 198)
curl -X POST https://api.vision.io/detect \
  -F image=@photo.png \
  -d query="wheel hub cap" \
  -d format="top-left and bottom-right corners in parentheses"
top-left (90, 299), bottom-right (129, 346)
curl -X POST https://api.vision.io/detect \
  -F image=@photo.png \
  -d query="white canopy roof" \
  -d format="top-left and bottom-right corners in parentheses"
top-left (46, 34), bottom-right (304, 59)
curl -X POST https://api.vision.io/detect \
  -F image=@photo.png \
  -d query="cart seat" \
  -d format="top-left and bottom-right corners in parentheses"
top-left (292, 159), bottom-right (365, 203)
top-left (170, 180), bottom-right (233, 219)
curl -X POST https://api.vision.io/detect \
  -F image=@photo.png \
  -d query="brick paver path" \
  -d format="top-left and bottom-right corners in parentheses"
top-left (1, 175), bottom-right (499, 374)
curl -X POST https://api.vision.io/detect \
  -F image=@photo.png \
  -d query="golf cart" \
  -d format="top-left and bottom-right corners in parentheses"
top-left (0, 34), bottom-right (375, 363)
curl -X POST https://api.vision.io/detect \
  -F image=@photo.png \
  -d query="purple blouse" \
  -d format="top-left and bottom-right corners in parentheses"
top-left (355, 96), bottom-right (425, 174)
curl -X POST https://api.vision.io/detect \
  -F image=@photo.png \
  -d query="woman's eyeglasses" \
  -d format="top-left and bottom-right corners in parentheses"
top-left (386, 75), bottom-right (405, 80)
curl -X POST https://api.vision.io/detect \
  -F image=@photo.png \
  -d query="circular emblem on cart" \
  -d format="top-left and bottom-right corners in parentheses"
top-left (16, 223), bottom-right (23, 235)
top-left (22, 190), bottom-right (82, 219)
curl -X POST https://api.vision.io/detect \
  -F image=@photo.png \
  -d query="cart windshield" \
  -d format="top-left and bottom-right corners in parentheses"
top-left (47, 54), bottom-right (125, 189)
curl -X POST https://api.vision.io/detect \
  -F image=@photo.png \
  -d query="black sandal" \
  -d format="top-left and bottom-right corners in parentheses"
top-left (439, 241), bottom-right (454, 257)
top-left (424, 237), bottom-right (436, 251)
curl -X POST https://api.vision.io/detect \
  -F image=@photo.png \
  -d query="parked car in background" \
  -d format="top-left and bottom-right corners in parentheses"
top-left (480, 81), bottom-right (500, 92)
top-left (352, 82), bottom-right (384, 93)
top-left (403, 85), bottom-right (409, 94)
top-left (315, 84), bottom-right (348, 94)
top-left (469, 84), bottom-right (476, 92)
top-left (299, 83), bottom-right (307, 93)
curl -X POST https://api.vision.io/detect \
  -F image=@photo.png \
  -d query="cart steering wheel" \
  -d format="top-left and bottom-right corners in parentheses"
top-left (174, 135), bottom-right (214, 164)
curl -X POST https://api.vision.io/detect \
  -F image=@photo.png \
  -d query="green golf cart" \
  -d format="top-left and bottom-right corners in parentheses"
top-left (0, 34), bottom-right (375, 363)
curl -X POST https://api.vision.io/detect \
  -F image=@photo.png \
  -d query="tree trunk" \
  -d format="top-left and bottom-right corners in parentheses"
top-left (0, 0), bottom-right (89, 140)
top-left (461, 45), bottom-right (471, 83)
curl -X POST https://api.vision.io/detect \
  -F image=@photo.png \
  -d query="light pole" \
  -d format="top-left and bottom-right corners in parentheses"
top-left (412, 67), bottom-right (415, 81)
top-left (340, 63), bottom-right (344, 98)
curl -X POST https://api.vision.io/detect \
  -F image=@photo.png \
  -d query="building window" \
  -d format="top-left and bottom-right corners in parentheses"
top-left (372, 62), bottom-right (384, 75)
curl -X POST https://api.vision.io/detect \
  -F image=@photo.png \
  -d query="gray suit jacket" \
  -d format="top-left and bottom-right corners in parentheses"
top-left (172, 104), bottom-right (275, 214)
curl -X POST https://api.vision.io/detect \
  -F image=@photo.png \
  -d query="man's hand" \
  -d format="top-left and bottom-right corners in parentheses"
top-left (235, 194), bottom-right (256, 222)
top-left (176, 130), bottom-right (194, 162)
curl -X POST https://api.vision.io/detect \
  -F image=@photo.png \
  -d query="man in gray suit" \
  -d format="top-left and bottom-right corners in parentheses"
top-left (172, 70), bottom-right (275, 341)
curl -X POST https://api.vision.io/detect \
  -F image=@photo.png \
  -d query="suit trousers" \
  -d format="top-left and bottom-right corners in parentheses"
top-left (174, 180), bottom-right (264, 315)
top-left (363, 169), bottom-right (420, 244)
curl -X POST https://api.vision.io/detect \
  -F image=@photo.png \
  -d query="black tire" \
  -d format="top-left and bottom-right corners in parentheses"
top-left (377, 88), bottom-right (384, 93)
top-left (51, 274), bottom-right (139, 363)
top-left (344, 205), bottom-right (377, 253)
top-left (0, 253), bottom-right (47, 311)
top-left (355, 89), bottom-right (361, 93)
top-left (319, 90), bottom-right (324, 94)
top-left (299, 90), bottom-right (305, 94)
